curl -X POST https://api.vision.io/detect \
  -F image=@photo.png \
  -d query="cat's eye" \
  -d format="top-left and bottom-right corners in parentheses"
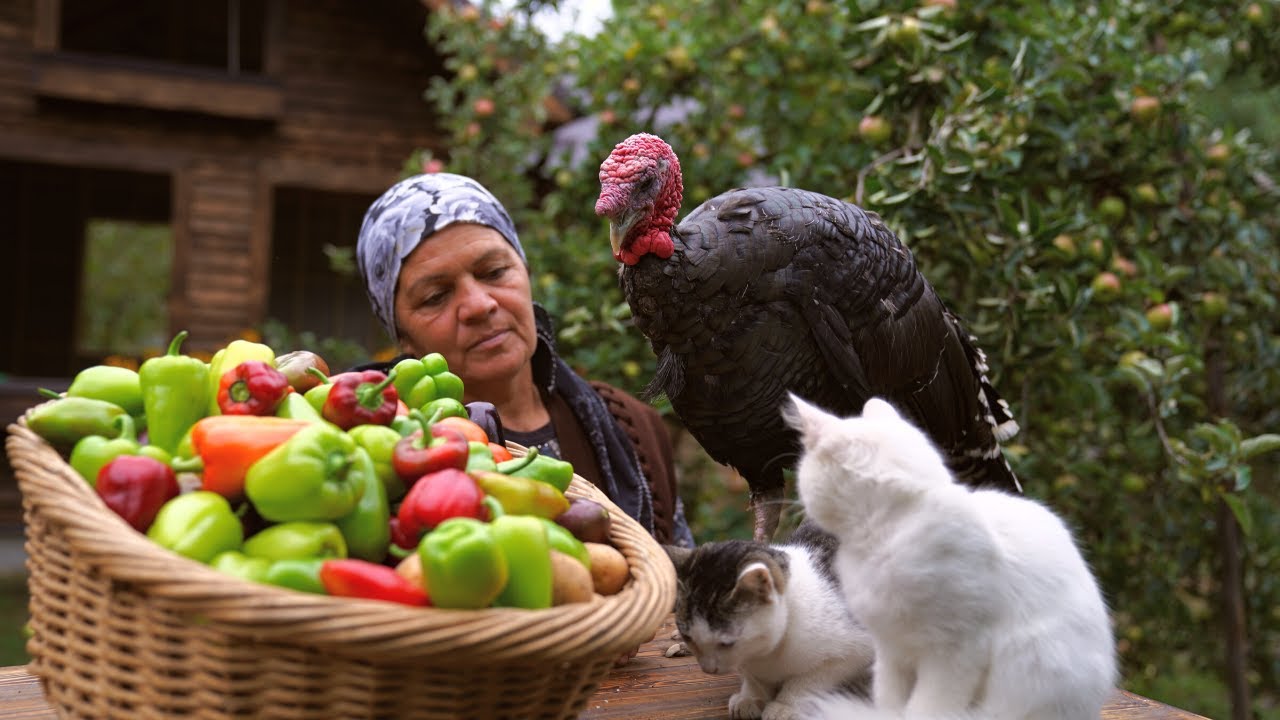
top-left (718, 640), bottom-right (735, 649)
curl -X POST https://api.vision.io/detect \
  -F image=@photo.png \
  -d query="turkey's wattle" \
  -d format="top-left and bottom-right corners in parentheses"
top-left (595, 132), bottom-right (1021, 542)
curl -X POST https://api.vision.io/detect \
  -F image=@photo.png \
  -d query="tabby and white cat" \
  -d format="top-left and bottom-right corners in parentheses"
top-left (785, 395), bottom-right (1117, 720)
top-left (665, 521), bottom-right (875, 720)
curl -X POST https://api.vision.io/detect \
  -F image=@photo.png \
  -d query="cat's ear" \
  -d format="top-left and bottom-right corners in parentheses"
top-left (663, 544), bottom-right (693, 574)
top-left (733, 557), bottom-right (786, 604)
top-left (782, 393), bottom-right (831, 443)
top-left (861, 397), bottom-right (901, 422)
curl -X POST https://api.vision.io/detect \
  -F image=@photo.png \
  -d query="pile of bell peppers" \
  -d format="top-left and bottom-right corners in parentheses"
top-left (28, 334), bottom-right (604, 610)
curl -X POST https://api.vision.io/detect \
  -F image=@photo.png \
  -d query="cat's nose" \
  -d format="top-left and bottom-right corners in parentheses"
top-left (696, 657), bottom-right (720, 674)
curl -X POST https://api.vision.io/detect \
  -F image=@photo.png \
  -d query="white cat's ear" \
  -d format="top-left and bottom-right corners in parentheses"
top-left (782, 393), bottom-right (830, 442)
top-left (734, 559), bottom-right (783, 603)
top-left (861, 397), bottom-right (901, 422)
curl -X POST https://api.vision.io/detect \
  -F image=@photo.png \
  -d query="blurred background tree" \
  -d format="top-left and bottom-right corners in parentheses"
top-left (418, 0), bottom-right (1280, 717)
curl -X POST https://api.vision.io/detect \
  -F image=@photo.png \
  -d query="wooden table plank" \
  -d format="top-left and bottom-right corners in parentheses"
top-left (580, 619), bottom-right (1211, 720)
top-left (0, 618), bottom-right (1211, 719)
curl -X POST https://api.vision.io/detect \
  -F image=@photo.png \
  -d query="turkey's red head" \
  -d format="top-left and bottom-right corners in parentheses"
top-left (595, 133), bottom-right (683, 265)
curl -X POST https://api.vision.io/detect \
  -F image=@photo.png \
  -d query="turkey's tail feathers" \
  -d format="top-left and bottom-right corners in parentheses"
top-left (803, 692), bottom-right (982, 720)
top-left (952, 316), bottom-right (1023, 493)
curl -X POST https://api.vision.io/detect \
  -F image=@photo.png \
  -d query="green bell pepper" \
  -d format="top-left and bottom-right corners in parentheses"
top-left (243, 521), bottom-right (348, 561)
top-left (492, 514), bottom-right (554, 610)
top-left (335, 447), bottom-right (391, 562)
top-left (140, 331), bottom-right (211, 455)
top-left (420, 397), bottom-right (468, 422)
top-left (419, 517), bottom-right (508, 609)
top-left (66, 365), bottom-right (145, 421)
top-left (27, 394), bottom-right (127, 451)
top-left (262, 558), bottom-right (328, 594)
top-left (210, 550), bottom-right (273, 583)
top-left (497, 448), bottom-right (575, 492)
top-left (275, 392), bottom-right (324, 423)
top-left (392, 353), bottom-right (466, 411)
top-left (243, 422), bottom-right (367, 522)
top-left (69, 414), bottom-right (169, 486)
top-left (206, 338), bottom-right (277, 416)
top-left (303, 373), bottom-right (333, 415)
top-left (146, 491), bottom-right (243, 564)
top-left (349, 424), bottom-right (406, 502)
top-left (471, 469), bottom-right (570, 519)
top-left (536, 517), bottom-right (591, 570)
top-left (465, 441), bottom-right (499, 473)
top-left (390, 415), bottom-right (419, 437)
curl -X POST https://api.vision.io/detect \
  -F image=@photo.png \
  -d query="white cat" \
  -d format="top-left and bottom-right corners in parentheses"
top-left (784, 395), bottom-right (1116, 720)
top-left (665, 521), bottom-right (876, 720)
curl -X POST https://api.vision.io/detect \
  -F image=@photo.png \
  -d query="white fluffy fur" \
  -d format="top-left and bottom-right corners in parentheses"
top-left (682, 543), bottom-right (876, 720)
top-left (785, 396), bottom-right (1116, 720)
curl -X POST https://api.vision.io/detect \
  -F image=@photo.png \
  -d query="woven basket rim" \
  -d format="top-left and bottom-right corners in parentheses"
top-left (8, 405), bottom-right (676, 663)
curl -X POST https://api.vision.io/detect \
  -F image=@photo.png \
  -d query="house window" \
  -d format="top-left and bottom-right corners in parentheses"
top-left (76, 220), bottom-right (173, 361)
top-left (59, 0), bottom-right (267, 75)
top-left (0, 161), bottom-right (170, 377)
top-left (268, 187), bottom-right (391, 367)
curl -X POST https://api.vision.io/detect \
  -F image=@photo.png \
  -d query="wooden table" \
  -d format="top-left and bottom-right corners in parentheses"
top-left (0, 618), bottom-right (1209, 719)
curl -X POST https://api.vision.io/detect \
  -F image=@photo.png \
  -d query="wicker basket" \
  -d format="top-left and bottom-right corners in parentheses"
top-left (6, 413), bottom-right (676, 719)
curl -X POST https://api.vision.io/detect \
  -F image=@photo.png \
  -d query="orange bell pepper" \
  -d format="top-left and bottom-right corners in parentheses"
top-left (187, 415), bottom-right (311, 502)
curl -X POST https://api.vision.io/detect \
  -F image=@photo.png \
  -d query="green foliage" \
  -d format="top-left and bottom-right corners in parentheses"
top-left (420, 0), bottom-right (1280, 711)
top-left (76, 220), bottom-right (172, 357)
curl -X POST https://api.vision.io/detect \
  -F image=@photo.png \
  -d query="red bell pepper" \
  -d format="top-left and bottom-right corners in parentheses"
top-left (322, 370), bottom-right (399, 430)
top-left (186, 415), bottom-right (312, 502)
top-left (396, 467), bottom-right (487, 546)
top-left (96, 454), bottom-right (181, 532)
top-left (217, 360), bottom-right (293, 416)
top-left (389, 516), bottom-right (418, 552)
top-left (320, 559), bottom-right (430, 606)
top-left (392, 409), bottom-right (470, 484)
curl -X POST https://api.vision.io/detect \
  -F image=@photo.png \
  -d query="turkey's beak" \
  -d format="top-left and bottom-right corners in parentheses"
top-left (608, 222), bottom-right (624, 257)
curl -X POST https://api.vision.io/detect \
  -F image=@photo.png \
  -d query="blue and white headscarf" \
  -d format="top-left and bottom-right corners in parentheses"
top-left (356, 173), bottom-right (525, 343)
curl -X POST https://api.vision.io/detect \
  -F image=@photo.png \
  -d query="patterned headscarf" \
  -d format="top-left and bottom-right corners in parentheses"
top-left (356, 173), bottom-right (525, 343)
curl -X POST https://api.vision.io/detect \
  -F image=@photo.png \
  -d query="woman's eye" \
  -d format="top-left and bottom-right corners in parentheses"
top-left (480, 265), bottom-right (509, 281)
top-left (418, 291), bottom-right (447, 307)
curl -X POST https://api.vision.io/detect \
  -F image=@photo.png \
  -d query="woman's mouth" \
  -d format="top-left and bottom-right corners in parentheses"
top-left (470, 330), bottom-right (509, 352)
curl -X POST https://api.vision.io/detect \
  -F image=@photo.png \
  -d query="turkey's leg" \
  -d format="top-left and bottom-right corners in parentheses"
top-left (750, 486), bottom-right (783, 542)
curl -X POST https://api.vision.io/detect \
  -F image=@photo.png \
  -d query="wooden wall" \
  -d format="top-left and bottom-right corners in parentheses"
top-left (0, 0), bottom-right (447, 356)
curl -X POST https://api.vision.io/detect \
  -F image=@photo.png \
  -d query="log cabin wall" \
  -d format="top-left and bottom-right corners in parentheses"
top-left (0, 0), bottom-right (447, 363)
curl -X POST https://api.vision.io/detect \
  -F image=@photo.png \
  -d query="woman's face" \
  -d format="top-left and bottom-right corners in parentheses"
top-left (393, 224), bottom-right (536, 391)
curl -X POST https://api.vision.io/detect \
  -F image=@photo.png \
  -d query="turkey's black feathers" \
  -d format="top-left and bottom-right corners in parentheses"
top-left (622, 186), bottom-right (1020, 502)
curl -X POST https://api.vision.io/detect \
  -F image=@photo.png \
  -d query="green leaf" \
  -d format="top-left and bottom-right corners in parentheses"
top-left (1190, 423), bottom-right (1238, 453)
top-left (1240, 434), bottom-right (1280, 460)
top-left (1233, 465), bottom-right (1252, 493)
top-left (1220, 493), bottom-right (1254, 537)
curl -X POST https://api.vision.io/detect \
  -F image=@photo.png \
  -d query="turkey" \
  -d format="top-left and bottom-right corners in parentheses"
top-left (594, 132), bottom-right (1021, 542)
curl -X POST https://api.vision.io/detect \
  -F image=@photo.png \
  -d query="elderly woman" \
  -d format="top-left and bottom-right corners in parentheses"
top-left (356, 172), bottom-right (693, 548)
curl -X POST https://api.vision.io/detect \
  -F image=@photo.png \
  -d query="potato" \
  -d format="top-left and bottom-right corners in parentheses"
top-left (549, 549), bottom-right (594, 605)
top-left (584, 542), bottom-right (629, 595)
top-left (395, 551), bottom-right (425, 591)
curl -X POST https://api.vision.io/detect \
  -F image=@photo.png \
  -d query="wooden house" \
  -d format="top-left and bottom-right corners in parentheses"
top-left (1, 0), bottom-right (449, 379)
top-left (0, 0), bottom-right (455, 518)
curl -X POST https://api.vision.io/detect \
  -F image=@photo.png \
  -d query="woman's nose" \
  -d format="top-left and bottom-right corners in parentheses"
top-left (456, 277), bottom-right (498, 320)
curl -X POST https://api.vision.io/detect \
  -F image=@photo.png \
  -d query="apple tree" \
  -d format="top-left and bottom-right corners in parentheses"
top-left (417, 1), bottom-right (1280, 715)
